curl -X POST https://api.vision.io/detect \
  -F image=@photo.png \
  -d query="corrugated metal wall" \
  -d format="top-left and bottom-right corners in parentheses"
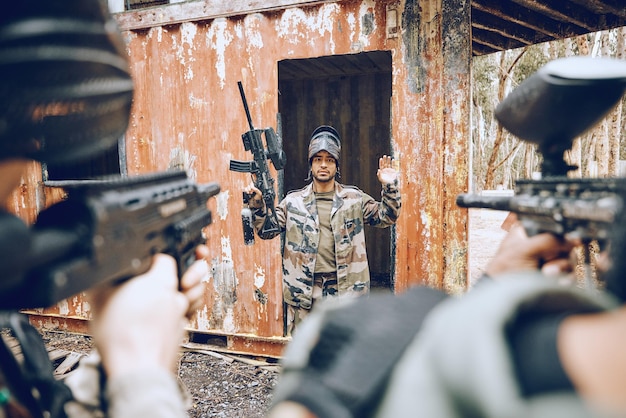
top-left (16, 0), bottom-right (471, 356)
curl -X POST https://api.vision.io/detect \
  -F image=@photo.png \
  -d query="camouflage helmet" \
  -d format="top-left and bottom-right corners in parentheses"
top-left (0, 0), bottom-right (134, 164)
top-left (308, 125), bottom-right (341, 163)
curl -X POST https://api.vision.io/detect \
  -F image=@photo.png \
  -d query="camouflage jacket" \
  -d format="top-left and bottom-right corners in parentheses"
top-left (253, 181), bottom-right (401, 309)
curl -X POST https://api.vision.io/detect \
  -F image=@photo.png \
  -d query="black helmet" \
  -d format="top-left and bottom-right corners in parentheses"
top-left (0, 0), bottom-right (134, 164)
top-left (308, 125), bottom-right (341, 163)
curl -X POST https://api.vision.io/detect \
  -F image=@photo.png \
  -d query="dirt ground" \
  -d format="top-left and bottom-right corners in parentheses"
top-left (38, 330), bottom-right (280, 418)
top-left (36, 208), bottom-right (507, 417)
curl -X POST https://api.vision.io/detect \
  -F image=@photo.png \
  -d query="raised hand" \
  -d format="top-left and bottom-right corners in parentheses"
top-left (377, 155), bottom-right (399, 185)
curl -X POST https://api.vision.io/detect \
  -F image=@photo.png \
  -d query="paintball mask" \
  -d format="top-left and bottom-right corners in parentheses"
top-left (0, 0), bottom-right (134, 164)
top-left (307, 125), bottom-right (341, 181)
top-left (308, 125), bottom-right (341, 163)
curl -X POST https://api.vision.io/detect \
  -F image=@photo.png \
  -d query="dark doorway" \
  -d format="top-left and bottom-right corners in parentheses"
top-left (278, 51), bottom-right (394, 290)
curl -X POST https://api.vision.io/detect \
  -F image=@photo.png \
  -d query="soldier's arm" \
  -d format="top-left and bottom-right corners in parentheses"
top-left (362, 180), bottom-right (401, 228)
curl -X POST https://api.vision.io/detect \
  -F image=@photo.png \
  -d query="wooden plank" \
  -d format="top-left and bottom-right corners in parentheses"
top-left (181, 343), bottom-right (235, 363)
top-left (47, 348), bottom-right (69, 362)
top-left (115, 0), bottom-right (345, 31)
top-left (2, 335), bottom-right (82, 378)
top-left (54, 352), bottom-right (84, 376)
top-left (1, 335), bottom-right (23, 362)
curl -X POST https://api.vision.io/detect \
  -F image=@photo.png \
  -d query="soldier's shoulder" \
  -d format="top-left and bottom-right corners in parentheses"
top-left (285, 184), bottom-right (310, 197)
top-left (337, 183), bottom-right (365, 195)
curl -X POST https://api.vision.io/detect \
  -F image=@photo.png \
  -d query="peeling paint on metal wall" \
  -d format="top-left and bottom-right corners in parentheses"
top-left (277, 6), bottom-right (340, 53)
top-left (206, 236), bottom-right (238, 332)
top-left (401, 0), bottom-right (425, 94)
top-left (359, 1), bottom-right (377, 38)
top-left (393, 0), bottom-right (468, 291)
top-left (179, 22), bottom-right (198, 82)
top-left (216, 189), bottom-right (229, 221)
top-left (441, 0), bottom-right (471, 293)
top-left (207, 18), bottom-right (233, 89)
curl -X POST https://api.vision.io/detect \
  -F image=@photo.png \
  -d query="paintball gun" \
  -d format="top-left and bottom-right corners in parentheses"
top-left (0, 170), bottom-right (220, 309)
top-left (229, 81), bottom-right (286, 244)
top-left (457, 56), bottom-right (626, 239)
top-left (457, 56), bottom-right (626, 283)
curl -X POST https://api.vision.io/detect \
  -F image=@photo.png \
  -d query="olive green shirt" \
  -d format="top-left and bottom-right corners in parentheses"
top-left (314, 191), bottom-right (336, 273)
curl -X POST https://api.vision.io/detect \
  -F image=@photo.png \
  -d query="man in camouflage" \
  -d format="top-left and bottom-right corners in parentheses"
top-left (245, 125), bottom-right (401, 334)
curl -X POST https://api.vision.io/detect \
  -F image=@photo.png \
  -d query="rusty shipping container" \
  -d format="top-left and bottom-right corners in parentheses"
top-left (15, 0), bottom-right (471, 356)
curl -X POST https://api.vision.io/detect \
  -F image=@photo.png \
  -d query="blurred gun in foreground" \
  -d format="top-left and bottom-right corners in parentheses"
top-left (0, 170), bottom-right (220, 309)
top-left (229, 81), bottom-right (286, 244)
top-left (457, 57), bottom-right (626, 282)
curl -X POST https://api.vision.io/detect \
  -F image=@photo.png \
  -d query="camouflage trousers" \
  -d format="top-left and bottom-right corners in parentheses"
top-left (286, 272), bottom-right (338, 336)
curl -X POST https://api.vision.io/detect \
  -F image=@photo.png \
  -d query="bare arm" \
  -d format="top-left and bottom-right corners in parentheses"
top-left (558, 301), bottom-right (626, 414)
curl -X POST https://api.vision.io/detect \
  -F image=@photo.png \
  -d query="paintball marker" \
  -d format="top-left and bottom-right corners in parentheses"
top-left (0, 170), bottom-right (220, 309)
top-left (230, 81), bottom-right (286, 244)
top-left (457, 56), bottom-right (626, 282)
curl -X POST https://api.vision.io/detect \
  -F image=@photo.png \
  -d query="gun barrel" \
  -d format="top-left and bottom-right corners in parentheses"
top-left (45, 170), bottom-right (189, 191)
top-left (198, 182), bottom-right (221, 200)
top-left (456, 194), bottom-right (514, 212)
top-left (238, 81), bottom-right (255, 131)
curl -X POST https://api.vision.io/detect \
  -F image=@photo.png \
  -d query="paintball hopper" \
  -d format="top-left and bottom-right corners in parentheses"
top-left (495, 56), bottom-right (626, 176)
